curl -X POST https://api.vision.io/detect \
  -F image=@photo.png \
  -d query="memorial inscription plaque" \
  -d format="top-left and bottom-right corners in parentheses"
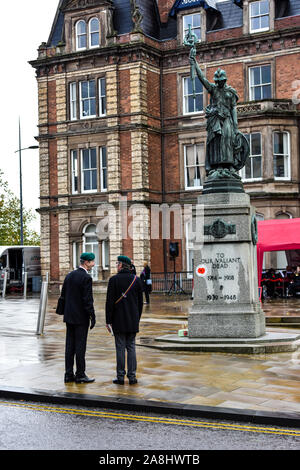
top-left (195, 244), bottom-right (255, 306)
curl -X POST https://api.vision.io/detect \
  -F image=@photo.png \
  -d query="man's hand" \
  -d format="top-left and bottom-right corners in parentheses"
top-left (106, 324), bottom-right (114, 335)
top-left (90, 316), bottom-right (96, 329)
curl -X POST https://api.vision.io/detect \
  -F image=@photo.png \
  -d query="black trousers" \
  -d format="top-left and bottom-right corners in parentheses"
top-left (144, 284), bottom-right (150, 304)
top-left (65, 323), bottom-right (89, 377)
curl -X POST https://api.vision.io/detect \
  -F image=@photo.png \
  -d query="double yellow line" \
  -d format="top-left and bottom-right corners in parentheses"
top-left (1, 400), bottom-right (300, 437)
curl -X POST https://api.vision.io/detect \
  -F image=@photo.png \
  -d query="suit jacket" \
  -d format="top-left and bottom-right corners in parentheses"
top-left (105, 268), bottom-right (143, 334)
top-left (61, 267), bottom-right (95, 325)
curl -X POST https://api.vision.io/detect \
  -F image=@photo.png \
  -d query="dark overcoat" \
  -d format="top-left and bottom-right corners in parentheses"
top-left (61, 267), bottom-right (95, 325)
top-left (105, 268), bottom-right (143, 334)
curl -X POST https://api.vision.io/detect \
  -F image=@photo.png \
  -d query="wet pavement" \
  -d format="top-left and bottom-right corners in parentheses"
top-left (0, 293), bottom-right (300, 425)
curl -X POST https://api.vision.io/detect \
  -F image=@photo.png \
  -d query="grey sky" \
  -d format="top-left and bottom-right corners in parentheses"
top-left (0, 0), bottom-right (58, 232)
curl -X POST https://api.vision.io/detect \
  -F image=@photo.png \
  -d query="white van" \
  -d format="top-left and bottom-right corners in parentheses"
top-left (0, 246), bottom-right (41, 292)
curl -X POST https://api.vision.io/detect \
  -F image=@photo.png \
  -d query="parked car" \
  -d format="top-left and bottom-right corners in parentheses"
top-left (0, 246), bottom-right (41, 292)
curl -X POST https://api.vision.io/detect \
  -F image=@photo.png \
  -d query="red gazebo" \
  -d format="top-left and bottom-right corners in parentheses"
top-left (257, 218), bottom-right (300, 285)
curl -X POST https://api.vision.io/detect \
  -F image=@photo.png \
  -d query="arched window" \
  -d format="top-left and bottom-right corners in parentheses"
top-left (255, 213), bottom-right (264, 221)
top-left (83, 224), bottom-right (99, 279)
top-left (89, 17), bottom-right (100, 48)
top-left (76, 20), bottom-right (87, 50)
top-left (276, 212), bottom-right (292, 220)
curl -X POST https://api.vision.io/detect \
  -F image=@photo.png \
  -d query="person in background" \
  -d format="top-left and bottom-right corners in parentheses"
top-left (61, 252), bottom-right (96, 384)
top-left (266, 268), bottom-right (276, 298)
top-left (289, 266), bottom-right (300, 297)
top-left (106, 255), bottom-right (143, 385)
top-left (130, 261), bottom-right (136, 274)
top-left (140, 261), bottom-right (151, 305)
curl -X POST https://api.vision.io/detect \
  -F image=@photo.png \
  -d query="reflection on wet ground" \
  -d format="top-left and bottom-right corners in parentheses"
top-left (0, 293), bottom-right (300, 413)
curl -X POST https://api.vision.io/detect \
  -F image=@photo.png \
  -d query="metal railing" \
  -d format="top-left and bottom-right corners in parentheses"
top-left (151, 271), bottom-right (193, 294)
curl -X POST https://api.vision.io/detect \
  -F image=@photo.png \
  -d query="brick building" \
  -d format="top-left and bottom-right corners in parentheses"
top-left (30, 0), bottom-right (300, 288)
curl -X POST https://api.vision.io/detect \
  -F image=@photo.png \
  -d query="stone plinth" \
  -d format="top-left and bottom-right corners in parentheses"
top-left (188, 192), bottom-right (265, 338)
top-left (138, 330), bottom-right (300, 354)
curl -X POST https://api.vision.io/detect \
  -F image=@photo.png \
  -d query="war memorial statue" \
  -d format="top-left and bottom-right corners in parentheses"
top-left (142, 26), bottom-right (300, 351)
top-left (183, 25), bottom-right (266, 340)
top-left (142, 26), bottom-right (300, 352)
top-left (185, 25), bottom-right (249, 193)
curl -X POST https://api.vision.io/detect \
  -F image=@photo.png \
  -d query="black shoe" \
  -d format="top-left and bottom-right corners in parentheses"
top-left (64, 374), bottom-right (75, 383)
top-left (113, 379), bottom-right (124, 385)
top-left (129, 378), bottom-right (138, 385)
top-left (75, 375), bottom-right (95, 384)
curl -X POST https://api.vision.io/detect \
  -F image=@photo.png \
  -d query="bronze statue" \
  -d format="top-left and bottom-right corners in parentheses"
top-left (184, 26), bottom-right (249, 189)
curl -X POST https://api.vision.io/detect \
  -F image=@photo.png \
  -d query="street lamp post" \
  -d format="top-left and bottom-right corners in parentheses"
top-left (15, 119), bottom-right (39, 245)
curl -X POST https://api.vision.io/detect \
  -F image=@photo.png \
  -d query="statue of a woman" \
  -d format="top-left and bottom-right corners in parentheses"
top-left (189, 54), bottom-right (249, 181)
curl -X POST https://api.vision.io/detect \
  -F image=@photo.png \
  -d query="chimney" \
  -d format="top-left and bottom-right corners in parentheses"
top-left (156, 0), bottom-right (174, 23)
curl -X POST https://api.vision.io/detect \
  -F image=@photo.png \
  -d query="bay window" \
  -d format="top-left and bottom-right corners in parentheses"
top-left (242, 133), bottom-right (262, 180)
top-left (273, 132), bottom-right (290, 180)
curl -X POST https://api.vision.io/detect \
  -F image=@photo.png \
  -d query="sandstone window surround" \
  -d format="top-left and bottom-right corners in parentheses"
top-left (69, 77), bottom-right (106, 120)
top-left (75, 17), bottom-right (100, 51)
top-left (71, 146), bottom-right (107, 194)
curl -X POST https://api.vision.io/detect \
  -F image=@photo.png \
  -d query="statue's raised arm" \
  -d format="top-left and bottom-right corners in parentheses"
top-left (189, 54), bottom-right (213, 94)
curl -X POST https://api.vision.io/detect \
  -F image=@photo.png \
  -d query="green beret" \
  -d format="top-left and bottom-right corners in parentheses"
top-left (118, 255), bottom-right (131, 266)
top-left (80, 252), bottom-right (95, 261)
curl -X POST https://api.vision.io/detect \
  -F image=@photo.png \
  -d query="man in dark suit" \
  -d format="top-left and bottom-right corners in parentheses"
top-left (106, 255), bottom-right (143, 385)
top-left (61, 252), bottom-right (96, 384)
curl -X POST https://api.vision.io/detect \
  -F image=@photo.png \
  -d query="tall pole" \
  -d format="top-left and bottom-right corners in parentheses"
top-left (18, 117), bottom-right (24, 246)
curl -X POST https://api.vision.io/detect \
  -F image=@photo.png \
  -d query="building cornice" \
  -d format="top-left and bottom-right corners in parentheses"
top-left (30, 24), bottom-right (300, 76)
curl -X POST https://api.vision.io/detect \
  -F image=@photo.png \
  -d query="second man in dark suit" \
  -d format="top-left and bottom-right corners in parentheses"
top-left (61, 252), bottom-right (96, 384)
top-left (106, 255), bottom-right (143, 385)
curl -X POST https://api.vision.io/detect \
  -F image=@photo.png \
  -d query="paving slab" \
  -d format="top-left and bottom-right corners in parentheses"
top-left (0, 293), bottom-right (300, 427)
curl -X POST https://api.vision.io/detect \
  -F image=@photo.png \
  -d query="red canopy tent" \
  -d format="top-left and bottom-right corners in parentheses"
top-left (257, 218), bottom-right (300, 285)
